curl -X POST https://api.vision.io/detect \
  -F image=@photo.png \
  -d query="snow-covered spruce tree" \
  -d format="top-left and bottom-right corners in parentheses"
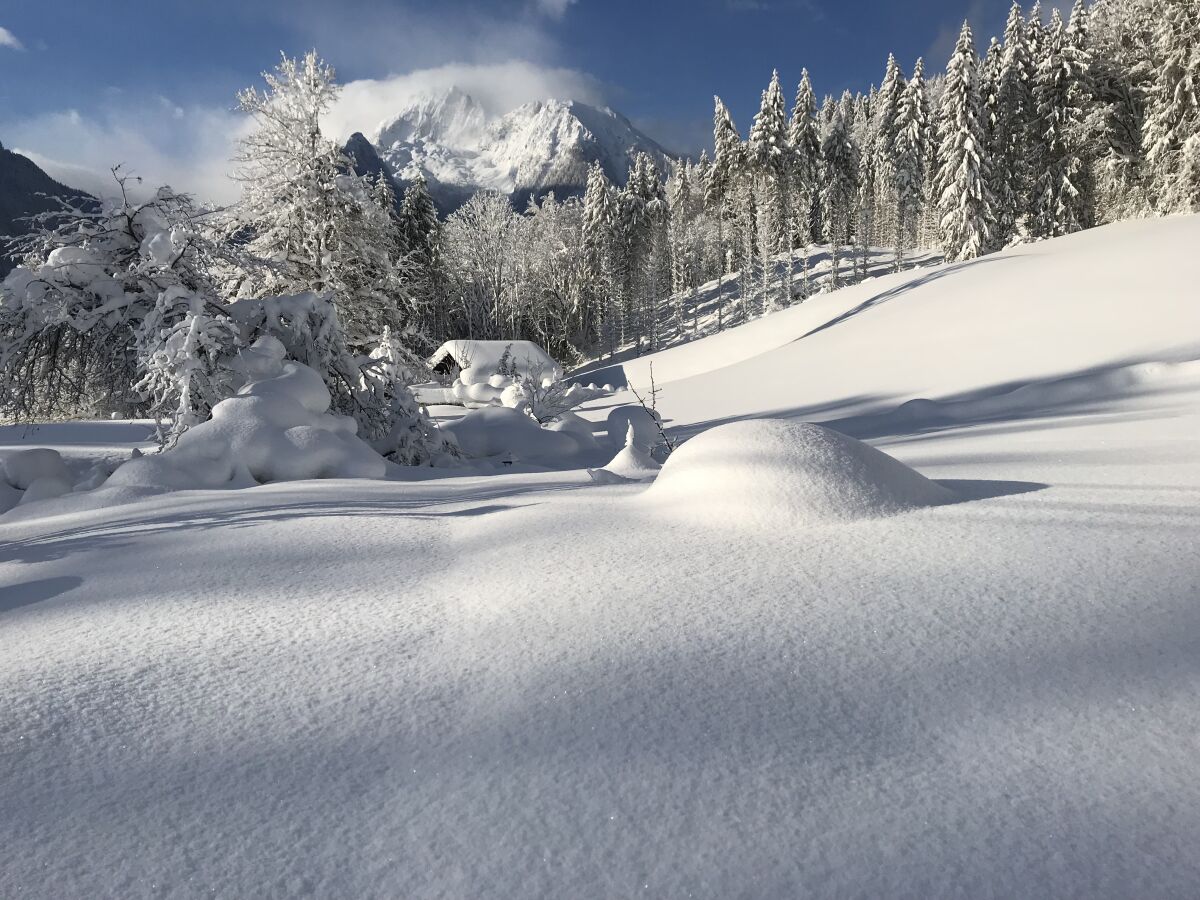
top-left (1088, 0), bottom-right (1155, 222)
top-left (820, 110), bottom-right (860, 288)
top-left (1029, 7), bottom-right (1095, 238)
top-left (616, 153), bottom-right (670, 353)
top-left (581, 161), bottom-right (618, 353)
top-left (873, 54), bottom-right (906, 247)
top-left (747, 71), bottom-right (794, 313)
top-left (362, 324), bottom-right (459, 465)
top-left (936, 21), bottom-right (996, 262)
top-left (854, 104), bottom-right (878, 282)
top-left (232, 52), bottom-right (412, 350)
top-left (893, 58), bottom-right (930, 271)
top-left (0, 174), bottom-right (239, 429)
top-left (1141, 0), bottom-right (1200, 213)
top-left (917, 73), bottom-right (947, 249)
top-left (706, 97), bottom-right (745, 329)
top-left (788, 70), bottom-right (822, 253)
top-left (667, 162), bottom-right (704, 336)
top-left (614, 160), bottom-right (649, 351)
top-left (990, 0), bottom-right (1036, 246)
top-left (395, 174), bottom-right (447, 340)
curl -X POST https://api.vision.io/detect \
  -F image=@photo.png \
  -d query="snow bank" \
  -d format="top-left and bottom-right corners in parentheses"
top-left (589, 216), bottom-right (1200, 436)
top-left (0, 448), bottom-right (75, 512)
top-left (1, 448), bottom-right (71, 490)
top-left (441, 406), bottom-right (590, 465)
top-left (645, 419), bottom-right (954, 526)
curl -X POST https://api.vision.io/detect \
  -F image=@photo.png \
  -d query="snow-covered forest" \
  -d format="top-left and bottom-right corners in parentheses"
top-left (2, 0), bottom-right (1198, 445)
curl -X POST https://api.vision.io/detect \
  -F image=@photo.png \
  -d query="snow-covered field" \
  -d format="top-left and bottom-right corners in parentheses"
top-left (3, 216), bottom-right (1199, 898)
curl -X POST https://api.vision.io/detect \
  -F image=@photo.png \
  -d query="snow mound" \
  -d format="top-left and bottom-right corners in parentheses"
top-left (645, 419), bottom-right (955, 525)
top-left (441, 406), bottom-right (588, 465)
top-left (0, 448), bottom-right (75, 512)
top-left (1, 447), bottom-right (71, 490)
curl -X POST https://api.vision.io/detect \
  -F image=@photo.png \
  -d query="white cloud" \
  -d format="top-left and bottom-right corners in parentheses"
top-left (324, 60), bottom-right (607, 142)
top-left (0, 25), bottom-right (25, 50)
top-left (2, 60), bottom-right (606, 204)
top-left (3, 99), bottom-right (251, 204)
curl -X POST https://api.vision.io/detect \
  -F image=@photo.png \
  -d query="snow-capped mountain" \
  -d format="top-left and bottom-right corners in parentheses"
top-left (365, 88), bottom-right (674, 213)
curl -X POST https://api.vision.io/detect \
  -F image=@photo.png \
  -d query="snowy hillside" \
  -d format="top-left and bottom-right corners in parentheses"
top-left (587, 215), bottom-right (1200, 430)
top-left (369, 87), bottom-right (673, 210)
top-left (3, 216), bottom-right (1200, 897)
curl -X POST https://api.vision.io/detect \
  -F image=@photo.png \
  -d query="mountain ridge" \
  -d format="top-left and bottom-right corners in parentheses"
top-left (0, 142), bottom-right (97, 277)
top-left (357, 88), bottom-right (675, 215)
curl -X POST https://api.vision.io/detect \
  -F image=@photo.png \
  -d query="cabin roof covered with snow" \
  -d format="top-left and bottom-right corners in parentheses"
top-left (428, 340), bottom-right (561, 379)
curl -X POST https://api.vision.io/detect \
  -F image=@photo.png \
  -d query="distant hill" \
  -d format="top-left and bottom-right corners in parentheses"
top-left (0, 141), bottom-right (96, 277)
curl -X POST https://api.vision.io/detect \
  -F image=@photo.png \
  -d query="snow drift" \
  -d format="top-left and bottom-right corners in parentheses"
top-left (646, 419), bottom-right (954, 525)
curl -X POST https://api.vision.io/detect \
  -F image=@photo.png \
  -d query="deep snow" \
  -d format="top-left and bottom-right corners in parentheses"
top-left (2, 216), bottom-right (1199, 898)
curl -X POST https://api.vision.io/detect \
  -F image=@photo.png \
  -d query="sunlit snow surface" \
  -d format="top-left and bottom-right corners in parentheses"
top-left (3, 216), bottom-right (1200, 897)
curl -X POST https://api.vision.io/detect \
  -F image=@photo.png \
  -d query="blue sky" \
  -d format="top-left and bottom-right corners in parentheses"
top-left (0, 0), bottom-right (1015, 199)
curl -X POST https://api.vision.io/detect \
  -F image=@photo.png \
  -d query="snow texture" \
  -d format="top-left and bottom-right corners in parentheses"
top-left (2, 215), bottom-right (1200, 898)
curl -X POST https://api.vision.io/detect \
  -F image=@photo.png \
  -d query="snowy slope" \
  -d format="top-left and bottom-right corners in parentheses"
top-left (3, 216), bottom-right (1200, 898)
top-left (370, 88), bottom-right (673, 210)
top-left (589, 215), bottom-right (1200, 434)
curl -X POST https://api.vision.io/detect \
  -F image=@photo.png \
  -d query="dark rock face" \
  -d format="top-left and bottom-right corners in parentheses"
top-left (343, 132), bottom-right (406, 214)
top-left (0, 142), bottom-right (97, 277)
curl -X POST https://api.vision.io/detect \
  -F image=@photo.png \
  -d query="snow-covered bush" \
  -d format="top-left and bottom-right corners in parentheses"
top-left (0, 175), bottom-right (232, 424)
top-left (106, 336), bottom-right (387, 490)
top-left (135, 285), bottom-right (243, 439)
top-left (499, 370), bottom-right (610, 423)
top-left (225, 293), bottom-right (456, 466)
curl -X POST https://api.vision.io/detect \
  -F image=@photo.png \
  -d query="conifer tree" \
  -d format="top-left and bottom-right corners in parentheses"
top-left (748, 70), bottom-right (793, 312)
top-left (788, 70), bottom-right (822, 255)
top-left (873, 54), bottom-right (906, 247)
top-left (1088, 0), bottom-right (1155, 221)
top-left (581, 162), bottom-right (617, 353)
top-left (991, 0), bottom-right (1036, 246)
top-left (396, 175), bottom-right (444, 339)
top-left (936, 21), bottom-right (996, 261)
top-left (1030, 6), bottom-right (1095, 237)
top-left (707, 97), bottom-right (745, 329)
top-left (820, 110), bottom-right (860, 288)
top-left (1142, 0), bottom-right (1200, 213)
top-left (893, 58), bottom-right (930, 270)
